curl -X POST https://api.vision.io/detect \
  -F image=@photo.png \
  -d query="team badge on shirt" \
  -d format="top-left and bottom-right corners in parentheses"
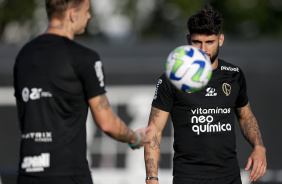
top-left (222, 83), bottom-right (231, 96)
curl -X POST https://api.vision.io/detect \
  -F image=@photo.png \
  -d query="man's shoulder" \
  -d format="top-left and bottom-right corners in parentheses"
top-left (33, 34), bottom-right (100, 58)
top-left (157, 72), bottom-right (171, 86)
top-left (16, 35), bottom-right (43, 59)
top-left (67, 39), bottom-right (100, 59)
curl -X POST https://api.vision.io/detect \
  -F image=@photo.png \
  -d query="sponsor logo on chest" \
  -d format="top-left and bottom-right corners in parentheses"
top-left (190, 107), bottom-right (232, 135)
top-left (221, 66), bottom-right (239, 72)
top-left (205, 87), bottom-right (217, 96)
top-left (21, 153), bottom-right (50, 172)
top-left (22, 87), bottom-right (52, 102)
top-left (22, 132), bottom-right (53, 142)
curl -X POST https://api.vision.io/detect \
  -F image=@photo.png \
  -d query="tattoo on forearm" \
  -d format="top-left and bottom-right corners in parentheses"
top-left (149, 135), bottom-right (160, 150)
top-left (95, 95), bottom-right (110, 111)
top-left (145, 158), bottom-right (157, 176)
top-left (237, 104), bottom-right (264, 148)
top-left (146, 158), bottom-right (155, 168)
top-left (241, 116), bottom-right (264, 147)
top-left (146, 170), bottom-right (157, 177)
top-left (118, 118), bottom-right (134, 143)
top-left (145, 151), bottom-right (151, 157)
top-left (149, 108), bottom-right (160, 125)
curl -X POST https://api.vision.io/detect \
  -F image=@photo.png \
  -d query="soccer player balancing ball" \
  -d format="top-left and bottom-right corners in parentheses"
top-left (165, 45), bottom-right (212, 92)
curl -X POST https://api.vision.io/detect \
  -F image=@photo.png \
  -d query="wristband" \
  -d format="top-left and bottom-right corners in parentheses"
top-left (146, 177), bottom-right (159, 181)
top-left (129, 132), bottom-right (141, 147)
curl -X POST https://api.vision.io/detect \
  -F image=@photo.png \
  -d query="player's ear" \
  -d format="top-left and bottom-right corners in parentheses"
top-left (69, 8), bottom-right (78, 22)
top-left (219, 34), bottom-right (224, 46)
top-left (187, 35), bottom-right (191, 45)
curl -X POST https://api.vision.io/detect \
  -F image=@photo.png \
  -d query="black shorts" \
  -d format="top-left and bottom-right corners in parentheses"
top-left (173, 175), bottom-right (242, 184)
top-left (17, 174), bottom-right (93, 184)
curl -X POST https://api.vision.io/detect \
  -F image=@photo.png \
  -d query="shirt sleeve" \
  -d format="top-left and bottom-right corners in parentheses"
top-left (152, 73), bottom-right (175, 112)
top-left (235, 68), bottom-right (249, 108)
top-left (74, 50), bottom-right (106, 100)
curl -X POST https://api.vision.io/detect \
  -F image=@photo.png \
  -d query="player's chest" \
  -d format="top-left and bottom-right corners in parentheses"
top-left (175, 73), bottom-right (240, 108)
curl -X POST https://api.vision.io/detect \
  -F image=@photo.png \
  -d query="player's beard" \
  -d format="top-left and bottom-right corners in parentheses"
top-left (209, 45), bottom-right (219, 64)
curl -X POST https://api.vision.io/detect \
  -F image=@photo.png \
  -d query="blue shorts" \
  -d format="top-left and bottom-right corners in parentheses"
top-left (17, 174), bottom-right (93, 184)
top-left (173, 175), bottom-right (242, 184)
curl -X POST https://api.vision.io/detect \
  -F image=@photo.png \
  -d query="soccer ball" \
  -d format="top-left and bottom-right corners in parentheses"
top-left (165, 45), bottom-right (212, 92)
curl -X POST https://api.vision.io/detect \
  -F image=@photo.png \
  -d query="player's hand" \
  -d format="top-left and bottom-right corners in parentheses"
top-left (130, 126), bottom-right (153, 150)
top-left (245, 146), bottom-right (267, 181)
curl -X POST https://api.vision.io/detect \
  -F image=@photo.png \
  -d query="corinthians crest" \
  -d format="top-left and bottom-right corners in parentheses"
top-left (222, 83), bottom-right (231, 96)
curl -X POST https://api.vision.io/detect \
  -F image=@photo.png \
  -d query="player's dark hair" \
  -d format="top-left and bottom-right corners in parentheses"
top-left (187, 5), bottom-right (223, 35)
top-left (45, 0), bottom-right (84, 20)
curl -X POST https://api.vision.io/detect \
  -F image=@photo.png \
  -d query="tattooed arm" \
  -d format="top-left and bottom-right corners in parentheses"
top-left (235, 102), bottom-right (267, 181)
top-left (89, 94), bottom-right (151, 149)
top-left (145, 107), bottom-right (169, 184)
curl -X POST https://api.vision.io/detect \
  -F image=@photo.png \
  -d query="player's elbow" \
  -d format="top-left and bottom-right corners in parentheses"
top-left (99, 121), bottom-right (115, 135)
top-left (101, 118), bottom-right (120, 136)
top-left (94, 111), bottom-right (118, 134)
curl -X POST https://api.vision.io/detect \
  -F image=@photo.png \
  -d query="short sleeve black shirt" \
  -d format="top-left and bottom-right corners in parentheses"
top-left (152, 59), bottom-right (248, 179)
top-left (14, 34), bottom-right (106, 176)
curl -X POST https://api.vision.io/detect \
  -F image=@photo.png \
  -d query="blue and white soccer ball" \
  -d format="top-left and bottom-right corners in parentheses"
top-left (165, 45), bottom-right (212, 92)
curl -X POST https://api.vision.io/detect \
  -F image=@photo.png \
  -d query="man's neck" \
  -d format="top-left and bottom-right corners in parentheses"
top-left (45, 19), bottom-right (74, 40)
top-left (212, 59), bottom-right (219, 70)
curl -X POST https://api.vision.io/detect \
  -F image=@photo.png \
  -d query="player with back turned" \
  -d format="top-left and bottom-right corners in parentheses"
top-left (14, 0), bottom-right (151, 184)
top-left (144, 5), bottom-right (267, 184)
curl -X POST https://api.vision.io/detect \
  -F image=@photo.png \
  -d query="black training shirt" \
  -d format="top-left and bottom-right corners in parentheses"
top-left (14, 34), bottom-right (106, 176)
top-left (152, 59), bottom-right (248, 179)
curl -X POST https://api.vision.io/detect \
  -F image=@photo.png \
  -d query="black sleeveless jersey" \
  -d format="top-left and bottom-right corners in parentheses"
top-left (152, 59), bottom-right (248, 179)
top-left (14, 34), bottom-right (106, 176)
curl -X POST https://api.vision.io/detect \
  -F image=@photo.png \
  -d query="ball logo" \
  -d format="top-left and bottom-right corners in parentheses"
top-left (222, 83), bottom-right (231, 96)
top-left (191, 60), bottom-right (205, 82)
top-left (169, 59), bottom-right (185, 81)
top-left (167, 46), bottom-right (187, 81)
